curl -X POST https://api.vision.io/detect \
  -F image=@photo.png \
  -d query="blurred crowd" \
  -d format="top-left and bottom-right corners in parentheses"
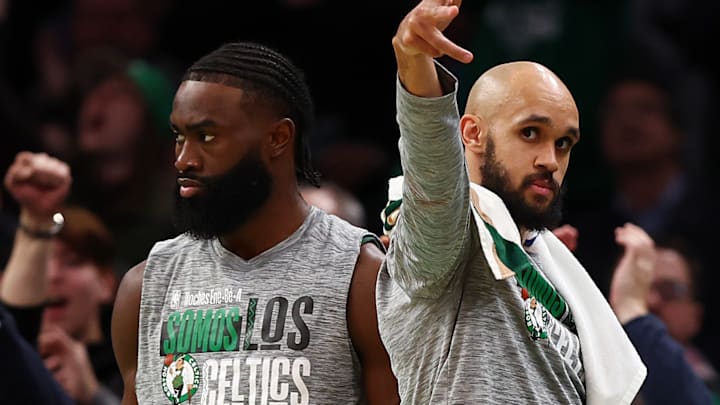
top-left (0, 0), bottom-right (718, 403)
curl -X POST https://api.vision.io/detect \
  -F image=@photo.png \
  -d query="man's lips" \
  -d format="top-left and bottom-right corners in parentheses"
top-left (177, 177), bottom-right (204, 187)
top-left (528, 179), bottom-right (556, 197)
top-left (177, 177), bottom-right (205, 198)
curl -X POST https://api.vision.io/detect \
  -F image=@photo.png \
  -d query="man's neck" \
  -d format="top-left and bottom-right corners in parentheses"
top-left (219, 189), bottom-right (310, 260)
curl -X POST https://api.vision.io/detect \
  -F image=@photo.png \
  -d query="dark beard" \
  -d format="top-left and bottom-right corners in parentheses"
top-left (172, 152), bottom-right (273, 239)
top-left (480, 137), bottom-right (566, 231)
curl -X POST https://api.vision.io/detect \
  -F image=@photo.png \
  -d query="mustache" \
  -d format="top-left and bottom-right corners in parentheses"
top-left (176, 171), bottom-right (211, 183)
top-left (175, 170), bottom-right (263, 195)
top-left (521, 171), bottom-right (560, 193)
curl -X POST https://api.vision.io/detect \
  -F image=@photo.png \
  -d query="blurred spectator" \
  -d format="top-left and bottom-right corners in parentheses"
top-left (0, 151), bottom-right (74, 405)
top-left (0, 0), bottom-right (176, 167)
top-left (66, 47), bottom-right (177, 275)
top-left (564, 75), bottom-right (720, 368)
top-left (0, 302), bottom-right (74, 405)
top-left (29, 0), bottom-right (173, 106)
top-left (647, 242), bottom-right (720, 401)
top-left (38, 206), bottom-right (121, 403)
top-left (0, 151), bottom-right (122, 403)
top-left (300, 181), bottom-right (367, 227)
top-left (626, 0), bottom-right (720, 177)
top-left (555, 223), bottom-right (713, 405)
top-left (608, 224), bottom-right (712, 405)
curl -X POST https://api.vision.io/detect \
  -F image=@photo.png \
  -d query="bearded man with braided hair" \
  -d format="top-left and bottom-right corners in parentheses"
top-left (111, 41), bottom-right (398, 404)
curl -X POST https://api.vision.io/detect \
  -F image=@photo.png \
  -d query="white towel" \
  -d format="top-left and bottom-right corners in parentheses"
top-left (382, 176), bottom-right (647, 405)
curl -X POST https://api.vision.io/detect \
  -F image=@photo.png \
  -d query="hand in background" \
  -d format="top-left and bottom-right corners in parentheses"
top-left (4, 151), bottom-right (71, 227)
top-left (38, 325), bottom-right (100, 404)
top-left (552, 224), bottom-right (579, 252)
top-left (609, 223), bottom-right (656, 324)
top-left (1, 152), bottom-right (72, 306)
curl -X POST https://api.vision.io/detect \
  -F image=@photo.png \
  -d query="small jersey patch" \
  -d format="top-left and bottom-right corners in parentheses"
top-left (162, 353), bottom-right (200, 404)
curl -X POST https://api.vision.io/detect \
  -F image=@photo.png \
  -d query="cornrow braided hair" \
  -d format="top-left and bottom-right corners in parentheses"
top-left (183, 41), bottom-right (321, 186)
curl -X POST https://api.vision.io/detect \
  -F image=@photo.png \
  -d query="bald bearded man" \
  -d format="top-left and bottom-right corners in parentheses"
top-left (376, 1), bottom-right (646, 404)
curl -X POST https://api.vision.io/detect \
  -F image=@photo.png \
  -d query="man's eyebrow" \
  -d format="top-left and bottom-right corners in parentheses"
top-left (518, 114), bottom-right (552, 127)
top-left (566, 127), bottom-right (580, 141)
top-left (518, 114), bottom-right (580, 141)
top-left (170, 119), bottom-right (219, 132)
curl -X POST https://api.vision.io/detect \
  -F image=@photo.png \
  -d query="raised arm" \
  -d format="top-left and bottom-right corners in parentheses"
top-left (111, 261), bottom-right (145, 405)
top-left (609, 224), bottom-right (712, 404)
top-left (1, 152), bottom-right (71, 306)
top-left (387, 0), bottom-right (475, 296)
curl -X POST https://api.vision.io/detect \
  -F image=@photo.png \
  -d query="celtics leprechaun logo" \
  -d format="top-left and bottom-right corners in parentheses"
top-left (161, 353), bottom-right (200, 403)
top-left (524, 297), bottom-right (549, 340)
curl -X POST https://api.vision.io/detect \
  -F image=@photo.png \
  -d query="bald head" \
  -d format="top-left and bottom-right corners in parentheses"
top-left (465, 61), bottom-right (577, 121)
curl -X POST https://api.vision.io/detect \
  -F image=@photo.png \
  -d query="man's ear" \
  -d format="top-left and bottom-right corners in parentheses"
top-left (269, 118), bottom-right (295, 158)
top-left (460, 114), bottom-right (487, 154)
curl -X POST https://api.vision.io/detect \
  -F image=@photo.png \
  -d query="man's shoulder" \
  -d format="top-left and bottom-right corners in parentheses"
top-left (149, 232), bottom-right (202, 255)
top-left (143, 233), bottom-right (211, 280)
top-left (309, 208), bottom-right (376, 248)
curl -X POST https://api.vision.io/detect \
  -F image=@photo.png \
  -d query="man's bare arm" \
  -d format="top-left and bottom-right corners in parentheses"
top-left (348, 243), bottom-right (400, 404)
top-left (112, 261), bottom-right (145, 405)
top-left (0, 152), bottom-right (71, 306)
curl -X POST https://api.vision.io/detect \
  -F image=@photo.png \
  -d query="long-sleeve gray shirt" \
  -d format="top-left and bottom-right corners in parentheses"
top-left (376, 65), bottom-right (585, 404)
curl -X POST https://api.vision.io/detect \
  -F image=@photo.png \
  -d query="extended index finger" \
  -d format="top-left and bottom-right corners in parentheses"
top-left (427, 5), bottom-right (473, 63)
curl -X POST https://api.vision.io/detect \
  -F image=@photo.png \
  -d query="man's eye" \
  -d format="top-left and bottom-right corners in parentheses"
top-left (202, 134), bottom-right (216, 143)
top-left (175, 133), bottom-right (186, 143)
top-left (556, 137), bottom-right (572, 151)
top-left (521, 127), bottom-right (538, 140)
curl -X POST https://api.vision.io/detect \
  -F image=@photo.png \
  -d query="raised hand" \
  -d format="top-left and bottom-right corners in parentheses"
top-left (393, 0), bottom-right (473, 97)
top-left (393, 0), bottom-right (473, 62)
top-left (609, 223), bottom-right (657, 324)
top-left (4, 151), bottom-right (71, 226)
top-left (552, 224), bottom-right (579, 252)
top-left (38, 325), bottom-right (101, 403)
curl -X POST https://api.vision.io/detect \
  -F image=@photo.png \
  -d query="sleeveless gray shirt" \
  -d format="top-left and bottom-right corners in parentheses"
top-left (136, 208), bottom-right (371, 404)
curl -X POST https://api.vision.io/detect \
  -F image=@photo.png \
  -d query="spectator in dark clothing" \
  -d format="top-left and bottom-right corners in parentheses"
top-left (646, 243), bottom-right (720, 401)
top-left (0, 302), bottom-right (74, 405)
top-left (608, 223), bottom-right (712, 405)
top-left (564, 76), bottom-right (720, 369)
top-left (554, 223), bottom-right (712, 404)
top-left (624, 315), bottom-right (714, 405)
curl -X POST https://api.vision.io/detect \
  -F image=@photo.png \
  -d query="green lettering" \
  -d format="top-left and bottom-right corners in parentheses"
top-left (191, 309), bottom-right (214, 352)
top-left (176, 310), bottom-right (195, 353)
top-left (245, 298), bottom-right (259, 350)
top-left (162, 312), bottom-right (181, 354)
top-left (209, 309), bottom-right (226, 352)
top-left (223, 307), bottom-right (241, 351)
